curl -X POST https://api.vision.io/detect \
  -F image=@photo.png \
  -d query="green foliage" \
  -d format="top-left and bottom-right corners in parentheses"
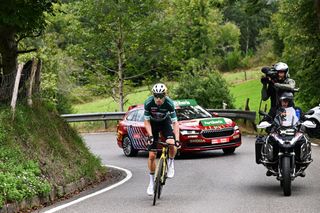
top-left (248, 39), bottom-right (277, 66)
top-left (0, 0), bottom-right (58, 36)
top-left (223, 50), bottom-right (242, 71)
top-left (296, 57), bottom-right (320, 110)
top-left (0, 109), bottom-right (51, 207)
top-left (272, 0), bottom-right (320, 109)
top-left (0, 157), bottom-right (51, 203)
top-left (172, 71), bottom-right (234, 109)
top-left (166, 0), bottom-right (241, 73)
top-left (222, 0), bottom-right (275, 53)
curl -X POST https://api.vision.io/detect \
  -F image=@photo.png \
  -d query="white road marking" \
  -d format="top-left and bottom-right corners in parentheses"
top-left (311, 143), bottom-right (319, 147)
top-left (44, 165), bottom-right (132, 213)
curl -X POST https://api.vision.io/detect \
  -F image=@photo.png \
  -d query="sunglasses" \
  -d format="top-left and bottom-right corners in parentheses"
top-left (154, 94), bottom-right (165, 99)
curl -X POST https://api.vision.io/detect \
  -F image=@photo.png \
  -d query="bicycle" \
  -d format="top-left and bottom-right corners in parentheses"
top-left (153, 141), bottom-right (173, 206)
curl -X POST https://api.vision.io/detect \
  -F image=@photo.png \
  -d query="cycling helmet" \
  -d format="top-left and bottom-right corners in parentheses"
top-left (152, 83), bottom-right (167, 95)
top-left (279, 92), bottom-right (294, 107)
top-left (274, 62), bottom-right (289, 77)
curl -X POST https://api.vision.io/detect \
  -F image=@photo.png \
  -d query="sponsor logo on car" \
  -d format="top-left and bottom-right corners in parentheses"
top-left (201, 118), bottom-right (226, 126)
top-left (174, 99), bottom-right (198, 107)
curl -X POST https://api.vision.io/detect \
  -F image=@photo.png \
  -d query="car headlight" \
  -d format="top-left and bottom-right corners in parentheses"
top-left (180, 130), bottom-right (200, 135)
top-left (234, 125), bottom-right (239, 131)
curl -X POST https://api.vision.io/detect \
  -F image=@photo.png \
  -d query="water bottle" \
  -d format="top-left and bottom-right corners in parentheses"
top-left (295, 108), bottom-right (301, 120)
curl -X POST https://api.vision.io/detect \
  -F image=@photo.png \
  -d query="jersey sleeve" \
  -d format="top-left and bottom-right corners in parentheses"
top-left (144, 97), bottom-right (152, 120)
top-left (167, 98), bottom-right (178, 122)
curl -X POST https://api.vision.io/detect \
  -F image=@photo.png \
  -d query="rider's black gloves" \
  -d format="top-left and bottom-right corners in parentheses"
top-left (260, 76), bottom-right (269, 84)
top-left (175, 140), bottom-right (181, 148)
top-left (147, 136), bottom-right (154, 151)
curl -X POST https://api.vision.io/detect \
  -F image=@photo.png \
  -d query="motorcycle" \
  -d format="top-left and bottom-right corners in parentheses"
top-left (255, 110), bottom-right (316, 196)
top-left (305, 104), bottom-right (320, 138)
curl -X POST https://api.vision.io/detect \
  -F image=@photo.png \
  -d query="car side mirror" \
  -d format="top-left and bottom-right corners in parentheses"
top-left (301, 120), bottom-right (316, 129)
top-left (257, 121), bottom-right (272, 129)
top-left (211, 112), bottom-right (219, 117)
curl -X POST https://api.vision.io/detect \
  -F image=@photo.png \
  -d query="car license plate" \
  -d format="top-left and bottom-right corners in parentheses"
top-left (211, 138), bottom-right (229, 144)
top-left (190, 139), bottom-right (204, 143)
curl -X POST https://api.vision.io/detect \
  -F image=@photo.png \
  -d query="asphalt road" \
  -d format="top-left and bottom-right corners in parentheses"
top-left (42, 133), bottom-right (320, 213)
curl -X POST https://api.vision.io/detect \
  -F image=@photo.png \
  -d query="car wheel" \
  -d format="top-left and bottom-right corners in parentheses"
top-left (223, 147), bottom-right (235, 154)
top-left (122, 136), bottom-right (138, 157)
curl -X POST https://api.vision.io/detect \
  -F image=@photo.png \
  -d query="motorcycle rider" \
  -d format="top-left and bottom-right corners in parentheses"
top-left (261, 62), bottom-right (296, 119)
top-left (265, 92), bottom-right (306, 177)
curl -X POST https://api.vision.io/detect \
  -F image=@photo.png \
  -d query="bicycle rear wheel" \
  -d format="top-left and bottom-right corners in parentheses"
top-left (153, 158), bottom-right (164, 205)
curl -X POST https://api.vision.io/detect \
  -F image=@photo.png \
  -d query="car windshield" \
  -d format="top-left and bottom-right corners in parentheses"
top-left (176, 105), bottom-right (212, 121)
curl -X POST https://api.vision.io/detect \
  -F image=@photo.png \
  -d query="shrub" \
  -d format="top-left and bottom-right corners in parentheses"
top-left (172, 71), bottom-right (234, 109)
top-left (224, 50), bottom-right (242, 71)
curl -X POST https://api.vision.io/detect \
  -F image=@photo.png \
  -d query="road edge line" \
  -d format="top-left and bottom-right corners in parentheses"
top-left (44, 164), bottom-right (132, 213)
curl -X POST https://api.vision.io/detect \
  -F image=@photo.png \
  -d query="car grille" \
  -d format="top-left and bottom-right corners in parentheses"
top-left (186, 141), bottom-right (239, 148)
top-left (201, 128), bottom-right (234, 138)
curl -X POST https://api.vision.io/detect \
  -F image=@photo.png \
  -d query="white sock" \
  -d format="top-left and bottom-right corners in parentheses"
top-left (169, 158), bottom-right (174, 167)
top-left (149, 173), bottom-right (154, 185)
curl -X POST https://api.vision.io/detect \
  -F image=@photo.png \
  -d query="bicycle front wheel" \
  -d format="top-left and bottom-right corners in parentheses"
top-left (153, 158), bottom-right (164, 206)
top-left (158, 158), bottom-right (166, 199)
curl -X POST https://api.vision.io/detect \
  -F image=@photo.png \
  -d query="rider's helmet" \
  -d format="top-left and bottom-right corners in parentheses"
top-left (274, 62), bottom-right (289, 78)
top-left (279, 92), bottom-right (294, 107)
top-left (152, 83), bottom-right (167, 97)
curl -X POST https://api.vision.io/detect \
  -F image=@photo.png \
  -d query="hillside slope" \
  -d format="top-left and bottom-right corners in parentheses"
top-left (0, 102), bottom-right (106, 209)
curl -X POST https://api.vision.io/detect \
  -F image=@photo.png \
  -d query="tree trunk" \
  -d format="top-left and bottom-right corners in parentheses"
top-left (118, 44), bottom-right (124, 112)
top-left (245, 19), bottom-right (249, 56)
top-left (117, 16), bottom-right (125, 112)
top-left (0, 27), bottom-right (18, 75)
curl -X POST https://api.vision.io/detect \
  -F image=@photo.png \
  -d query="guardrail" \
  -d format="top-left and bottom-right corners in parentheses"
top-left (61, 112), bottom-right (125, 122)
top-left (61, 109), bottom-right (256, 122)
top-left (207, 109), bottom-right (256, 121)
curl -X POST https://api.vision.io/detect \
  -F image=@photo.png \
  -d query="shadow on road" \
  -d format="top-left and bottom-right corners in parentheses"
top-left (133, 150), bottom-right (239, 160)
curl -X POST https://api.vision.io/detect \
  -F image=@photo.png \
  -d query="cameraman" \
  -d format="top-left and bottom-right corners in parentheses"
top-left (261, 62), bottom-right (296, 119)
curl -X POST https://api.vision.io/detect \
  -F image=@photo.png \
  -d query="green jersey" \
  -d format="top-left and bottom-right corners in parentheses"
top-left (144, 96), bottom-right (177, 122)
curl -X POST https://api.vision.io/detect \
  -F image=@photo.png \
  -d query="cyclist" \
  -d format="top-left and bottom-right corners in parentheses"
top-left (144, 83), bottom-right (180, 196)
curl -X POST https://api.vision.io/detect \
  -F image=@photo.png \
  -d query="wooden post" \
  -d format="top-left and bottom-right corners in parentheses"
top-left (245, 98), bottom-right (250, 111)
top-left (34, 59), bottom-right (42, 94)
top-left (11, 63), bottom-right (24, 117)
top-left (244, 98), bottom-right (250, 125)
top-left (27, 58), bottom-right (38, 106)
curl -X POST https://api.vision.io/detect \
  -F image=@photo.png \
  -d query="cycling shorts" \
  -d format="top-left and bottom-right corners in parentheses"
top-left (149, 117), bottom-right (175, 151)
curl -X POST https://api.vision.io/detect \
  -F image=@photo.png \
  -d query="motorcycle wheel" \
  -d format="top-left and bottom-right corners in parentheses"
top-left (282, 156), bottom-right (292, 196)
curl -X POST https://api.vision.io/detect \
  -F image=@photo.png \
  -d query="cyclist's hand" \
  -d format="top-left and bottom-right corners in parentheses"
top-left (147, 136), bottom-right (154, 151)
top-left (147, 136), bottom-right (154, 145)
top-left (175, 140), bottom-right (181, 149)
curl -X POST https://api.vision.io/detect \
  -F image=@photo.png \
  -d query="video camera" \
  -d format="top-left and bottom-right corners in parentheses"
top-left (261, 66), bottom-right (278, 80)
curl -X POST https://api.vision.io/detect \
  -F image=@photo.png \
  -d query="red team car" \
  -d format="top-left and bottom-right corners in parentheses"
top-left (116, 99), bottom-right (241, 156)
